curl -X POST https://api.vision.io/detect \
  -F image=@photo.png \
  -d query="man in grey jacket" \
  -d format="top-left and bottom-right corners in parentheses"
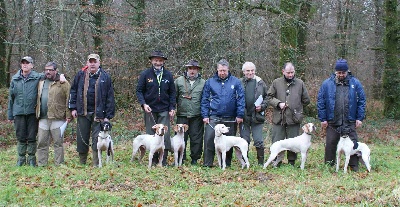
top-left (239, 62), bottom-right (269, 165)
top-left (267, 62), bottom-right (310, 166)
top-left (174, 59), bottom-right (205, 165)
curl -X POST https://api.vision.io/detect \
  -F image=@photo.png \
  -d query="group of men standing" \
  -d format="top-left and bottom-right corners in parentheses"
top-left (7, 50), bottom-right (366, 172)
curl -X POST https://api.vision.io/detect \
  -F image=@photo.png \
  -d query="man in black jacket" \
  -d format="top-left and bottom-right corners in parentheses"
top-left (136, 50), bottom-right (176, 166)
top-left (69, 54), bottom-right (115, 166)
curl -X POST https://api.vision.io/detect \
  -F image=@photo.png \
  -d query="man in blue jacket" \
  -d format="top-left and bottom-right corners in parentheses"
top-left (201, 59), bottom-right (245, 167)
top-left (317, 59), bottom-right (366, 171)
top-left (136, 50), bottom-right (176, 166)
top-left (69, 54), bottom-right (115, 166)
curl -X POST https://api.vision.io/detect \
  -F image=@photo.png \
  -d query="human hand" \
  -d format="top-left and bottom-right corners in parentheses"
top-left (321, 121), bottom-right (328, 129)
top-left (236, 117), bottom-right (243, 124)
top-left (71, 110), bottom-right (78, 118)
top-left (203, 118), bottom-right (209, 124)
top-left (143, 104), bottom-right (152, 113)
top-left (169, 110), bottom-right (175, 117)
top-left (356, 120), bottom-right (362, 128)
top-left (60, 74), bottom-right (67, 83)
top-left (66, 118), bottom-right (71, 123)
top-left (255, 106), bottom-right (262, 112)
top-left (278, 102), bottom-right (286, 110)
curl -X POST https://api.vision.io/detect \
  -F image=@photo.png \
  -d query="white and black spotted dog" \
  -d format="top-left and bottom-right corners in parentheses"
top-left (97, 121), bottom-right (114, 168)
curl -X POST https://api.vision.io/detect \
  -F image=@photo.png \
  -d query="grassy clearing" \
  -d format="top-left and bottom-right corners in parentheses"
top-left (0, 135), bottom-right (399, 206)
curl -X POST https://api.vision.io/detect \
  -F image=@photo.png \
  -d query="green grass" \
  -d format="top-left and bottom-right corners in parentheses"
top-left (0, 137), bottom-right (399, 206)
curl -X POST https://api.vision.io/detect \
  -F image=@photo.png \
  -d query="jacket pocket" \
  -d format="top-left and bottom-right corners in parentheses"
top-left (253, 111), bottom-right (265, 123)
top-left (291, 108), bottom-right (304, 124)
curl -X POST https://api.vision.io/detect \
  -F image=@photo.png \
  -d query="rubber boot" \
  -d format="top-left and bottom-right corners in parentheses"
top-left (256, 147), bottom-right (265, 165)
top-left (92, 151), bottom-right (99, 167)
top-left (16, 142), bottom-right (27, 166)
top-left (27, 142), bottom-right (37, 167)
top-left (162, 149), bottom-right (168, 166)
top-left (79, 153), bottom-right (88, 165)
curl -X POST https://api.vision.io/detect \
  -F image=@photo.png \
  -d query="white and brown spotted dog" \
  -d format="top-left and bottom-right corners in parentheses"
top-left (97, 121), bottom-right (114, 168)
top-left (171, 124), bottom-right (189, 167)
top-left (263, 123), bottom-right (316, 170)
top-left (130, 124), bottom-right (167, 168)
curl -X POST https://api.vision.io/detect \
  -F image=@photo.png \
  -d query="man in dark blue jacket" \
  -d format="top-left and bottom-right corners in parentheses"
top-left (317, 59), bottom-right (366, 171)
top-left (69, 54), bottom-right (115, 166)
top-left (201, 59), bottom-right (245, 167)
top-left (136, 50), bottom-right (176, 166)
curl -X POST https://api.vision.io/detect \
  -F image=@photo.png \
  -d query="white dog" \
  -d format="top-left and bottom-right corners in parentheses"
top-left (214, 124), bottom-right (249, 170)
top-left (97, 121), bottom-right (114, 168)
top-left (171, 124), bottom-right (188, 167)
top-left (130, 124), bottom-right (167, 168)
top-left (263, 123), bottom-right (316, 170)
top-left (336, 135), bottom-right (371, 173)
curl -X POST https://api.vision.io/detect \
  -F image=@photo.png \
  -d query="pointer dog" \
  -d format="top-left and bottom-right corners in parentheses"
top-left (336, 135), bottom-right (371, 173)
top-left (214, 124), bottom-right (249, 170)
top-left (263, 123), bottom-right (316, 170)
top-left (97, 121), bottom-right (114, 168)
top-left (131, 124), bottom-right (167, 168)
top-left (171, 124), bottom-right (188, 167)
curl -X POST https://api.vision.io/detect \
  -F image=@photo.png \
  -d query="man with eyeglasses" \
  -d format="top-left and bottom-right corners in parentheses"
top-left (317, 59), bottom-right (366, 172)
top-left (36, 62), bottom-right (72, 166)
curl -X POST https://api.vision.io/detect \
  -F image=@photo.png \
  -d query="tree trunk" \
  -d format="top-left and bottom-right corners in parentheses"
top-left (0, 0), bottom-right (6, 87)
top-left (383, 0), bottom-right (400, 119)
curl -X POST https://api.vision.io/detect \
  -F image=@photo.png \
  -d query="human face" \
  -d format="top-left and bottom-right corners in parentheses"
top-left (44, 66), bottom-right (57, 80)
top-left (217, 64), bottom-right (229, 79)
top-left (282, 64), bottom-right (295, 80)
top-left (243, 66), bottom-right (255, 79)
top-left (187, 67), bottom-right (199, 79)
top-left (87, 58), bottom-right (100, 73)
top-left (151, 57), bottom-right (165, 70)
top-left (335, 71), bottom-right (348, 81)
top-left (21, 60), bottom-right (33, 73)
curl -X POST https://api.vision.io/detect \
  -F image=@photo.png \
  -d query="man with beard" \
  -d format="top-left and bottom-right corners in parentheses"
top-left (36, 62), bottom-right (71, 166)
top-left (267, 62), bottom-right (310, 167)
top-left (174, 59), bottom-right (205, 165)
top-left (317, 59), bottom-right (366, 172)
top-left (136, 50), bottom-right (176, 166)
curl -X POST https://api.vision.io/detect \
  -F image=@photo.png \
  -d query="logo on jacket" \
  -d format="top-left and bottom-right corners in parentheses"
top-left (351, 84), bottom-right (354, 88)
top-left (231, 85), bottom-right (234, 89)
top-left (147, 78), bottom-right (153, 83)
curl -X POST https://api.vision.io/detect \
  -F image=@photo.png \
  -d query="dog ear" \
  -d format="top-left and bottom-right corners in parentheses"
top-left (152, 124), bottom-right (158, 130)
top-left (163, 125), bottom-right (168, 131)
top-left (303, 124), bottom-right (309, 133)
top-left (173, 125), bottom-right (178, 132)
top-left (183, 124), bottom-right (189, 132)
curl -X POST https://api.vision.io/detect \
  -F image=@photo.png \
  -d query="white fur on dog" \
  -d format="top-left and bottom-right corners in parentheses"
top-left (97, 123), bottom-right (114, 168)
top-left (336, 135), bottom-right (371, 173)
top-left (214, 124), bottom-right (249, 170)
top-left (263, 123), bottom-right (316, 170)
top-left (130, 124), bottom-right (167, 168)
top-left (171, 124), bottom-right (188, 167)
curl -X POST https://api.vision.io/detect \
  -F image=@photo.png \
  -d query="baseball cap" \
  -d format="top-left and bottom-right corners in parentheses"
top-left (21, 56), bottom-right (34, 64)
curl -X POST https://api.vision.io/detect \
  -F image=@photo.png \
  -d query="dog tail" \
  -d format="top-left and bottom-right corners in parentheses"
top-left (107, 142), bottom-right (112, 156)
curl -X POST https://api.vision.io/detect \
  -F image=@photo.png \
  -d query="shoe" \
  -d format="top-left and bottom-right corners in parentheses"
top-left (202, 165), bottom-right (214, 168)
top-left (288, 160), bottom-right (295, 166)
top-left (191, 160), bottom-right (198, 165)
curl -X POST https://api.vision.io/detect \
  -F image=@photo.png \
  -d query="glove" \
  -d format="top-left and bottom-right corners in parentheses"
top-left (352, 139), bottom-right (358, 149)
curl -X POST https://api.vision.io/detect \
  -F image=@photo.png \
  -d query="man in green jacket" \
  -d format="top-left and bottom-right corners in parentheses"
top-left (8, 56), bottom-right (41, 166)
top-left (174, 59), bottom-right (205, 165)
top-left (267, 62), bottom-right (310, 167)
top-left (36, 62), bottom-right (72, 166)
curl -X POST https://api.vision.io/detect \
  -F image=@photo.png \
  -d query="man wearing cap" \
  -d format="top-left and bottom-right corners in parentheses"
top-left (317, 59), bottom-right (366, 171)
top-left (36, 62), bottom-right (72, 166)
top-left (68, 54), bottom-right (115, 166)
top-left (201, 59), bottom-right (245, 168)
top-left (136, 50), bottom-right (176, 166)
top-left (8, 56), bottom-right (41, 166)
top-left (267, 62), bottom-right (310, 167)
top-left (174, 59), bottom-right (205, 165)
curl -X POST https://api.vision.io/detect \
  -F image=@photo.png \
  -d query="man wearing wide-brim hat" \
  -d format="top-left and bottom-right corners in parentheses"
top-left (136, 50), bottom-right (176, 166)
top-left (174, 59), bottom-right (205, 165)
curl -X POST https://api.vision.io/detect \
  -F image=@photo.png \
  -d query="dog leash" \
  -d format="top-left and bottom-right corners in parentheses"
top-left (147, 111), bottom-right (157, 125)
top-left (76, 122), bottom-right (92, 147)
